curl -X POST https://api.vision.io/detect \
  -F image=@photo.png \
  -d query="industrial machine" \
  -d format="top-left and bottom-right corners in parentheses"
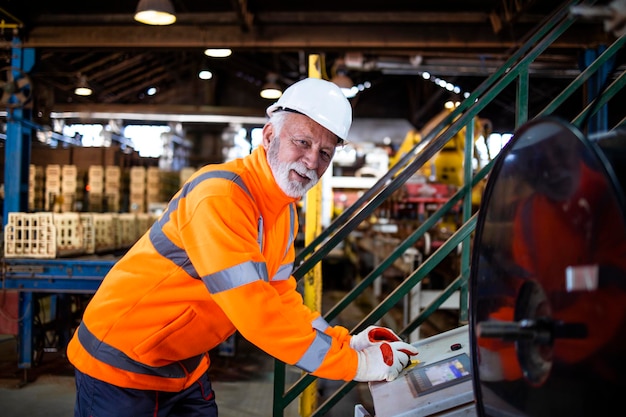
top-left (470, 117), bottom-right (626, 417)
top-left (365, 325), bottom-right (475, 417)
top-left (389, 103), bottom-right (491, 190)
top-left (361, 116), bottom-right (626, 417)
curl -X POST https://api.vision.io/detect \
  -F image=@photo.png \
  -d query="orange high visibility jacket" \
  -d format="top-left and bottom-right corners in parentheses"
top-left (512, 162), bottom-right (626, 364)
top-left (67, 146), bottom-right (356, 391)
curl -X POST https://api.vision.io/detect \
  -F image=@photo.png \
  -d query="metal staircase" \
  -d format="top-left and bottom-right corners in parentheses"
top-left (272, 1), bottom-right (626, 415)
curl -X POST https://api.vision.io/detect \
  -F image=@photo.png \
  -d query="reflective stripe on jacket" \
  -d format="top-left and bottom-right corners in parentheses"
top-left (67, 146), bottom-right (357, 391)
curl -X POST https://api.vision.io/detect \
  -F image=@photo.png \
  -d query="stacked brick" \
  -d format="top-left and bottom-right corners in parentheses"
top-left (179, 167), bottom-right (195, 186)
top-left (146, 167), bottom-right (162, 209)
top-left (4, 211), bottom-right (158, 258)
top-left (87, 165), bottom-right (104, 212)
top-left (28, 165), bottom-right (45, 212)
top-left (4, 212), bottom-right (56, 258)
top-left (104, 166), bottom-right (121, 212)
top-left (44, 164), bottom-right (61, 212)
top-left (129, 166), bottom-right (146, 213)
top-left (60, 165), bottom-right (78, 212)
top-left (53, 212), bottom-right (84, 256)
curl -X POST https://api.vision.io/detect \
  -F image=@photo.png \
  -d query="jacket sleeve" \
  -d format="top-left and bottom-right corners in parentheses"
top-left (180, 187), bottom-right (358, 381)
top-left (270, 275), bottom-right (352, 346)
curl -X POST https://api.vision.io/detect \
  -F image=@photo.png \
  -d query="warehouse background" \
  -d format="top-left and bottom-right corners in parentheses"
top-left (1, 0), bottom-right (622, 218)
top-left (2, 1), bottom-right (623, 141)
top-left (0, 1), bottom-right (625, 416)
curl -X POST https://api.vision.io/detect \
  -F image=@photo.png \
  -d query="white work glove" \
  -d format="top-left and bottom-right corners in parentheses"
top-left (350, 325), bottom-right (404, 351)
top-left (354, 341), bottom-right (419, 382)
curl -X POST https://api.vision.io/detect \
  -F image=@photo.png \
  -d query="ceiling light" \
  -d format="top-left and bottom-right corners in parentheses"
top-left (204, 48), bottom-right (232, 58)
top-left (199, 70), bottom-right (213, 80)
top-left (331, 73), bottom-right (357, 98)
top-left (74, 75), bottom-right (93, 96)
top-left (134, 0), bottom-right (176, 26)
top-left (330, 59), bottom-right (357, 98)
top-left (260, 73), bottom-right (282, 99)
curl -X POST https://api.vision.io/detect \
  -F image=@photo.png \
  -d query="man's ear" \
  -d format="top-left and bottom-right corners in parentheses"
top-left (262, 123), bottom-right (274, 149)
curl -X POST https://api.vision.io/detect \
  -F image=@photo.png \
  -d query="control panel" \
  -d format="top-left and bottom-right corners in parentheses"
top-left (368, 325), bottom-right (475, 417)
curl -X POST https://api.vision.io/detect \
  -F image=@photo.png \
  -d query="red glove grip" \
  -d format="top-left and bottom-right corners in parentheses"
top-left (398, 348), bottom-right (418, 357)
top-left (380, 343), bottom-right (394, 365)
top-left (380, 343), bottom-right (417, 365)
top-left (368, 327), bottom-right (401, 343)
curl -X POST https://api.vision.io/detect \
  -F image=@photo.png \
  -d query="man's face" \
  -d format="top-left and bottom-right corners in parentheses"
top-left (264, 113), bottom-right (338, 198)
top-left (531, 134), bottom-right (581, 201)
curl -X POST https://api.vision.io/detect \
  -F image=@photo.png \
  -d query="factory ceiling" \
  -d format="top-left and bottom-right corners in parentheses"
top-left (0, 0), bottom-right (623, 135)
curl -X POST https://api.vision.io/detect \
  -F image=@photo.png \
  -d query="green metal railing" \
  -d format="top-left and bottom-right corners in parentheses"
top-left (273, 0), bottom-right (626, 415)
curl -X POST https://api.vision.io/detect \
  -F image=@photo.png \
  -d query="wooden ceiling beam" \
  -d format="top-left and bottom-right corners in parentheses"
top-left (229, 0), bottom-right (254, 32)
top-left (22, 22), bottom-right (607, 50)
top-left (31, 11), bottom-right (491, 26)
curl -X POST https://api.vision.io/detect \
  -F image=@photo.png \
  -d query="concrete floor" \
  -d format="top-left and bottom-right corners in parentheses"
top-left (0, 334), bottom-right (372, 417)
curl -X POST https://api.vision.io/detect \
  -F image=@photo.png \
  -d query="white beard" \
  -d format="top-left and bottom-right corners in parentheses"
top-left (267, 137), bottom-right (319, 198)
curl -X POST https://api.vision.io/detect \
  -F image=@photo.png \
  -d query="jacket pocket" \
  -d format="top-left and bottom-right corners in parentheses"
top-left (133, 307), bottom-right (198, 365)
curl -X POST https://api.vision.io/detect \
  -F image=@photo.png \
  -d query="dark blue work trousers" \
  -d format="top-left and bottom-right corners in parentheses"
top-left (74, 369), bottom-right (218, 417)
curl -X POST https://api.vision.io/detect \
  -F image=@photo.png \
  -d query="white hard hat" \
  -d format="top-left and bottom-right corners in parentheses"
top-left (511, 117), bottom-right (571, 151)
top-left (266, 78), bottom-right (352, 141)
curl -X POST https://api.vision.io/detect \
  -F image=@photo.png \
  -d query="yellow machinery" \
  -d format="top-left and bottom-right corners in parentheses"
top-left (389, 102), bottom-right (491, 205)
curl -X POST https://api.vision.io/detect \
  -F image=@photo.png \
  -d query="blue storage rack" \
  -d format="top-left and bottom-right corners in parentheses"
top-left (2, 258), bottom-right (116, 370)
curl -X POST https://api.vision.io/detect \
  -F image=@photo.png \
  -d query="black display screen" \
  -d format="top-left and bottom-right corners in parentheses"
top-left (407, 353), bottom-right (472, 397)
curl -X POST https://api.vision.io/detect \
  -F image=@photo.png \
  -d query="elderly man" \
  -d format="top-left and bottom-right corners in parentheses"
top-left (67, 78), bottom-right (418, 417)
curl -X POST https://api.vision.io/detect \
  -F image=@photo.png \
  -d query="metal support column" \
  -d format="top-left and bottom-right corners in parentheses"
top-left (300, 54), bottom-right (325, 417)
top-left (3, 38), bottom-right (38, 374)
top-left (583, 45), bottom-right (611, 134)
top-left (3, 38), bottom-right (35, 223)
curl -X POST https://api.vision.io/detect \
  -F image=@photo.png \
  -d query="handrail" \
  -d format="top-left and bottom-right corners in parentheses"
top-left (540, 34), bottom-right (626, 119)
top-left (272, 1), bottom-right (626, 416)
top-left (293, 0), bottom-right (593, 270)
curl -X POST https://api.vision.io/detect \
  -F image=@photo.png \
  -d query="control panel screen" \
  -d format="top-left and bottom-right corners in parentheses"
top-left (407, 353), bottom-right (472, 397)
